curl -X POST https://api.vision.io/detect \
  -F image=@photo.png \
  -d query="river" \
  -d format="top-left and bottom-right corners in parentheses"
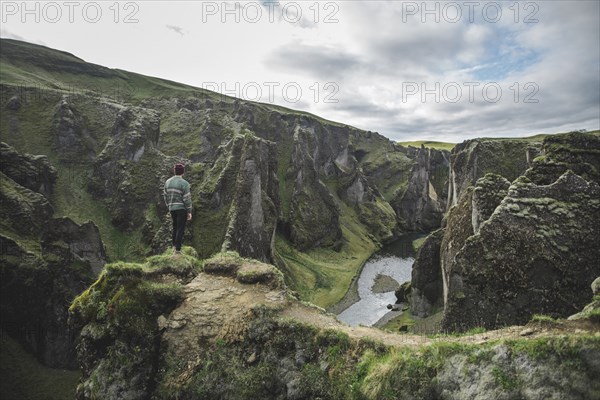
top-left (336, 234), bottom-right (423, 327)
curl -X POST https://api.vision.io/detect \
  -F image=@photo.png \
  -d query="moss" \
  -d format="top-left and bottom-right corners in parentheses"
top-left (397, 140), bottom-right (456, 151)
top-left (70, 259), bottom-right (185, 338)
top-left (504, 335), bottom-right (597, 364)
top-left (381, 312), bottom-right (415, 333)
top-left (412, 236), bottom-right (427, 252)
top-left (491, 366), bottom-right (519, 390)
top-left (530, 314), bottom-right (556, 323)
top-left (359, 342), bottom-right (468, 399)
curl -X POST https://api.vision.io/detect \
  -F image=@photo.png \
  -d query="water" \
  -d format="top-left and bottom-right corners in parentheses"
top-left (336, 234), bottom-right (422, 327)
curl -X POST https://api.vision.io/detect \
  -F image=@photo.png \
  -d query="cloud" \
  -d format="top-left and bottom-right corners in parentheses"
top-left (274, 1), bottom-right (599, 141)
top-left (266, 43), bottom-right (362, 79)
top-left (166, 25), bottom-right (185, 36)
top-left (0, 28), bottom-right (45, 46)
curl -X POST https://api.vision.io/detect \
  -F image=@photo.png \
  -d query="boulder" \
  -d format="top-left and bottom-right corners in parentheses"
top-left (395, 281), bottom-right (412, 304)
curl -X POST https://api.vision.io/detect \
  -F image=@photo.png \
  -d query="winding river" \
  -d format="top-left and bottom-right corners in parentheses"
top-left (336, 234), bottom-right (423, 327)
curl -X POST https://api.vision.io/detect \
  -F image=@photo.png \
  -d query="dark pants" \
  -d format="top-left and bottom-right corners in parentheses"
top-left (170, 209), bottom-right (187, 251)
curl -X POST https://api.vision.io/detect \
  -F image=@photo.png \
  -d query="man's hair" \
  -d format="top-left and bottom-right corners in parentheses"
top-left (174, 163), bottom-right (185, 175)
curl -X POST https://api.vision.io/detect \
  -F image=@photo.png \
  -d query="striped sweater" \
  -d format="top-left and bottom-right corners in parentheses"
top-left (163, 175), bottom-right (192, 213)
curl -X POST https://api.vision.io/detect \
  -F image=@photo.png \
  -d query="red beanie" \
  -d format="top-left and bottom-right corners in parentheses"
top-left (174, 163), bottom-right (185, 175)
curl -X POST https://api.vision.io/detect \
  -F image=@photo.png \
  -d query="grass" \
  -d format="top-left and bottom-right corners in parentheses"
top-left (0, 335), bottom-right (80, 400)
top-left (398, 141), bottom-right (456, 151)
top-left (412, 236), bottom-right (427, 252)
top-left (51, 164), bottom-right (148, 261)
top-left (0, 92), bottom-right (147, 262)
top-left (273, 229), bottom-right (375, 309)
top-left (381, 312), bottom-right (416, 333)
top-left (273, 168), bottom-right (384, 309)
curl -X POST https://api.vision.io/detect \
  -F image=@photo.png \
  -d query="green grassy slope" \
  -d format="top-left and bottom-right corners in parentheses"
top-left (398, 140), bottom-right (456, 151)
top-left (0, 39), bottom-right (396, 307)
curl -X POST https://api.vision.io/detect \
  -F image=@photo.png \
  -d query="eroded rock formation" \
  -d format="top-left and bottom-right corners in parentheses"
top-left (411, 132), bottom-right (600, 331)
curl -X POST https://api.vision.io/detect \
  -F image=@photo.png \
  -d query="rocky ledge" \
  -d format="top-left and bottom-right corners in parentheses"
top-left (69, 249), bottom-right (600, 400)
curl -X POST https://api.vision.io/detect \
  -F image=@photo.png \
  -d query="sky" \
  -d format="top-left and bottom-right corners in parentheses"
top-left (1, 0), bottom-right (599, 142)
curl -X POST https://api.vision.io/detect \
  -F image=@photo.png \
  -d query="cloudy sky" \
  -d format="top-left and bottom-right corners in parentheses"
top-left (1, 1), bottom-right (599, 142)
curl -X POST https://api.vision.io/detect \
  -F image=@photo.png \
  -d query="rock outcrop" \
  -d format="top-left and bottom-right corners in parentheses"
top-left (0, 217), bottom-right (106, 369)
top-left (394, 146), bottom-right (449, 231)
top-left (0, 141), bottom-right (57, 195)
top-left (411, 132), bottom-right (600, 331)
top-left (447, 139), bottom-right (541, 209)
top-left (53, 97), bottom-right (98, 160)
top-left (0, 171), bottom-right (54, 236)
top-left (410, 228), bottom-right (445, 317)
top-left (70, 251), bottom-right (600, 400)
top-left (89, 104), bottom-right (166, 231)
top-left (221, 133), bottom-right (279, 261)
top-left (443, 170), bottom-right (600, 330)
top-left (0, 145), bottom-right (107, 368)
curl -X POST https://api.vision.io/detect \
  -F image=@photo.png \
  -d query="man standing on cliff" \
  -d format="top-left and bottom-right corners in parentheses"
top-left (163, 163), bottom-right (192, 255)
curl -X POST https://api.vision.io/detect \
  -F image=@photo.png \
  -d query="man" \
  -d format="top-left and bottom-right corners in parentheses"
top-left (163, 163), bottom-right (192, 255)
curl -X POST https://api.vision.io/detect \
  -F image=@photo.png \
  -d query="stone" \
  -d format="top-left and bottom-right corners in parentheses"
top-left (394, 281), bottom-right (412, 303)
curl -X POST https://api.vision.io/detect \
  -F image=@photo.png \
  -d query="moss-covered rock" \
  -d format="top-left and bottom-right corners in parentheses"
top-left (0, 141), bottom-right (57, 195)
top-left (288, 128), bottom-right (342, 250)
top-left (53, 97), bottom-right (98, 161)
top-left (568, 277), bottom-right (600, 323)
top-left (447, 138), bottom-right (542, 208)
top-left (71, 251), bottom-right (600, 400)
top-left (471, 173), bottom-right (511, 233)
top-left (0, 171), bottom-right (53, 236)
top-left (442, 171), bottom-right (600, 331)
top-left (88, 104), bottom-right (167, 232)
top-left (410, 133), bottom-right (599, 332)
top-left (0, 217), bottom-right (105, 368)
top-left (221, 133), bottom-right (279, 262)
top-left (69, 252), bottom-right (198, 399)
top-left (526, 131), bottom-right (600, 185)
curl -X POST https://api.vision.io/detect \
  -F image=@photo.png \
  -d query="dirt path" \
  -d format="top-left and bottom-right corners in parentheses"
top-left (282, 300), bottom-right (600, 348)
top-left (165, 271), bottom-right (599, 357)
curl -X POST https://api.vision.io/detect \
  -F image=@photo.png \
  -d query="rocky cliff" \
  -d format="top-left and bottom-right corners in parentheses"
top-left (1, 38), bottom-right (451, 311)
top-left (410, 132), bottom-right (600, 331)
top-left (447, 138), bottom-right (541, 208)
top-left (69, 251), bottom-right (600, 400)
top-left (0, 38), bottom-right (458, 383)
top-left (0, 142), bottom-right (107, 368)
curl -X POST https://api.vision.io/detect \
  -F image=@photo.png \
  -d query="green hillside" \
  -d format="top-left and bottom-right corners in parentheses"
top-left (0, 38), bottom-right (449, 310)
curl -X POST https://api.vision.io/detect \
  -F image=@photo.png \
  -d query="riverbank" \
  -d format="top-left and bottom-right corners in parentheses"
top-left (334, 234), bottom-right (423, 327)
